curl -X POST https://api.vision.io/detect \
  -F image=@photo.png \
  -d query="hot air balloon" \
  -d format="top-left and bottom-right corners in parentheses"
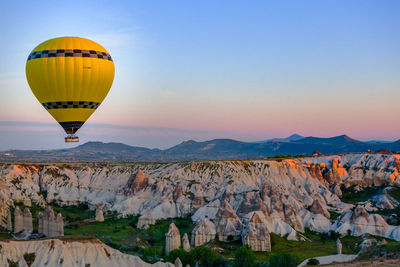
top-left (25, 37), bottom-right (115, 142)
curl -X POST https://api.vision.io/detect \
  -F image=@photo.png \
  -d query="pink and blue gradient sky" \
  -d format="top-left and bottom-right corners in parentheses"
top-left (0, 1), bottom-right (399, 150)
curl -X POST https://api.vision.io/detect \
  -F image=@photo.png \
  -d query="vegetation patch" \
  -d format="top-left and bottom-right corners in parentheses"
top-left (23, 252), bottom-right (36, 266)
top-left (340, 185), bottom-right (384, 204)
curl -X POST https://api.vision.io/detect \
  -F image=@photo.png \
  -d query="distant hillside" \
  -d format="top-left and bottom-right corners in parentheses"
top-left (257, 134), bottom-right (304, 143)
top-left (1, 135), bottom-right (399, 162)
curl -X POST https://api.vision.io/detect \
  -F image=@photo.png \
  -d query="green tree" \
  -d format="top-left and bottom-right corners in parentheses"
top-left (166, 249), bottom-right (192, 266)
top-left (23, 252), bottom-right (36, 266)
top-left (234, 246), bottom-right (255, 267)
top-left (192, 246), bottom-right (226, 267)
top-left (269, 253), bottom-right (300, 267)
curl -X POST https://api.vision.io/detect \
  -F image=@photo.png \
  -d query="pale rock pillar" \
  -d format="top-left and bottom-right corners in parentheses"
top-left (182, 233), bottom-right (191, 251)
top-left (6, 209), bottom-right (12, 231)
top-left (23, 208), bottom-right (33, 233)
top-left (13, 206), bottom-right (24, 233)
top-left (166, 223), bottom-right (181, 254)
top-left (175, 257), bottom-right (182, 267)
top-left (95, 209), bottom-right (104, 222)
top-left (336, 238), bottom-right (342, 254)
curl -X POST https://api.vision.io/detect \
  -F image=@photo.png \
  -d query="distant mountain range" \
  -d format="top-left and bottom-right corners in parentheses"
top-left (1, 134), bottom-right (399, 162)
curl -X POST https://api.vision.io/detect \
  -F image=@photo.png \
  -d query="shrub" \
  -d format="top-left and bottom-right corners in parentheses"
top-left (234, 246), bottom-right (255, 267)
top-left (7, 259), bottom-right (18, 267)
top-left (192, 246), bottom-right (226, 267)
top-left (166, 249), bottom-right (192, 266)
top-left (269, 253), bottom-right (300, 267)
top-left (307, 258), bottom-right (320, 265)
top-left (329, 230), bottom-right (340, 240)
top-left (23, 252), bottom-right (36, 266)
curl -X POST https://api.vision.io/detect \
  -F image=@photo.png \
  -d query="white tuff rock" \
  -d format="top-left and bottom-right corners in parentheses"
top-left (0, 238), bottom-right (173, 267)
top-left (137, 208), bottom-right (157, 229)
top-left (166, 223), bottom-right (181, 254)
top-left (191, 218), bottom-right (216, 246)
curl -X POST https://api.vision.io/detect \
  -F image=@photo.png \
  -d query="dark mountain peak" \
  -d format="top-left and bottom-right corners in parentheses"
top-left (288, 134), bottom-right (303, 139)
top-left (286, 134), bottom-right (304, 141)
top-left (299, 134), bottom-right (361, 144)
top-left (180, 140), bottom-right (197, 145)
top-left (334, 134), bottom-right (361, 142)
top-left (257, 134), bottom-right (304, 143)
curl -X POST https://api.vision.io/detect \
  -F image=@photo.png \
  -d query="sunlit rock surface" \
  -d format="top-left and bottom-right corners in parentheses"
top-left (0, 238), bottom-right (173, 267)
top-left (1, 153), bottom-right (400, 242)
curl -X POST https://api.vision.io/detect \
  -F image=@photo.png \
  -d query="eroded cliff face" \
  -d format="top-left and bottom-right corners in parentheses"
top-left (1, 153), bottom-right (400, 241)
top-left (0, 238), bottom-right (173, 267)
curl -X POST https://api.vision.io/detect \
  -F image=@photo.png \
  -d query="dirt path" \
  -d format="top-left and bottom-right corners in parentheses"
top-left (322, 258), bottom-right (400, 266)
top-left (298, 254), bottom-right (357, 267)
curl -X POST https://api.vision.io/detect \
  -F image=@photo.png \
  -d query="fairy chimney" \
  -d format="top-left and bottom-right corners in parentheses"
top-left (13, 206), bottom-right (24, 233)
top-left (242, 212), bottom-right (271, 252)
top-left (23, 208), bottom-right (33, 233)
top-left (191, 218), bottom-right (216, 246)
top-left (182, 233), bottom-right (191, 251)
top-left (166, 223), bottom-right (181, 254)
top-left (137, 208), bottom-right (157, 229)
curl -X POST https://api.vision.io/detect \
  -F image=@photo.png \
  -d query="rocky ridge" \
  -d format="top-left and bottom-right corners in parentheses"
top-left (0, 238), bottom-right (173, 267)
top-left (0, 153), bottom-right (400, 243)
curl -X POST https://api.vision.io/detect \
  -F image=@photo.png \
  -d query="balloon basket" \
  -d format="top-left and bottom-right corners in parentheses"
top-left (65, 135), bottom-right (79, 143)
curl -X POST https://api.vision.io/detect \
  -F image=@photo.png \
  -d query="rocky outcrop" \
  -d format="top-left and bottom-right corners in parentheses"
top-left (13, 206), bottom-right (24, 233)
top-left (0, 238), bottom-right (173, 267)
top-left (123, 170), bottom-right (149, 195)
top-left (336, 238), bottom-right (342, 254)
top-left (95, 202), bottom-right (105, 222)
top-left (191, 218), bottom-right (216, 246)
top-left (310, 199), bottom-right (330, 218)
top-left (242, 211), bottom-right (271, 252)
top-left (2, 153), bottom-right (400, 242)
top-left (165, 223), bottom-right (181, 254)
top-left (174, 257), bottom-right (182, 267)
top-left (23, 208), bottom-right (33, 233)
top-left (137, 208), bottom-right (157, 229)
top-left (372, 193), bottom-right (396, 210)
top-left (330, 205), bottom-right (400, 240)
top-left (182, 233), bottom-right (190, 251)
top-left (38, 206), bottom-right (63, 237)
top-left (6, 209), bottom-right (12, 231)
top-left (96, 209), bottom-right (104, 222)
top-left (215, 200), bottom-right (243, 241)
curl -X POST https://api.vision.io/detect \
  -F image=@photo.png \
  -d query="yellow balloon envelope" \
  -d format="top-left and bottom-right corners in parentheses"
top-left (26, 37), bottom-right (115, 142)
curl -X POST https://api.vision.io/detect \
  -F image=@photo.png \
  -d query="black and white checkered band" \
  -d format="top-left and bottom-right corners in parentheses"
top-left (27, 49), bottom-right (113, 61)
top-left (42, 101), bottom-right (101, 110)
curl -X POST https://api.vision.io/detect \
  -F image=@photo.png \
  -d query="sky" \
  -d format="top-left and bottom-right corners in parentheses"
top-left (0, 0), bottom-right (399, 150)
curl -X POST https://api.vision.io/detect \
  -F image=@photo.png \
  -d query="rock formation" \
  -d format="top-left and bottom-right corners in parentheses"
top-left (137, 208), bottom-right (157, 229)
top-left (174, 257), bottom-right (182, 267)
top-left (2, 153), bottom-right (400, 242)
top-left (242, 212), bottom-right (271, 252)
top-left (330, 205), bottom-right (400, 240)
top-left (215, 200), bottom-right (243, 241)
top-left (182, 233), bottom-right (190, 251)
top-left (0, 239), bottom-right (174, 267)
top-left (336, 238), bottom-right (342, 254)
top-left (13, 206), bottom-right (24, 233)
top-left (6, 209), bottom-right (12, 231)
top-left (166, 223), bottom-right (181, 254)
top-left (372, 193), bottom-right (396, 210)
top-left (38, 206), bottom-right (64, 237)
top-left (96, 209), bottom-right (104, 222)
top-left (123, 170), bottom-right (149, 195)
top-left (310, 199), bottom-right (330, 218)
top-left (23, 208), bottom-right (33, 233)
top-left (191, 218), bottom-right (216, 246)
